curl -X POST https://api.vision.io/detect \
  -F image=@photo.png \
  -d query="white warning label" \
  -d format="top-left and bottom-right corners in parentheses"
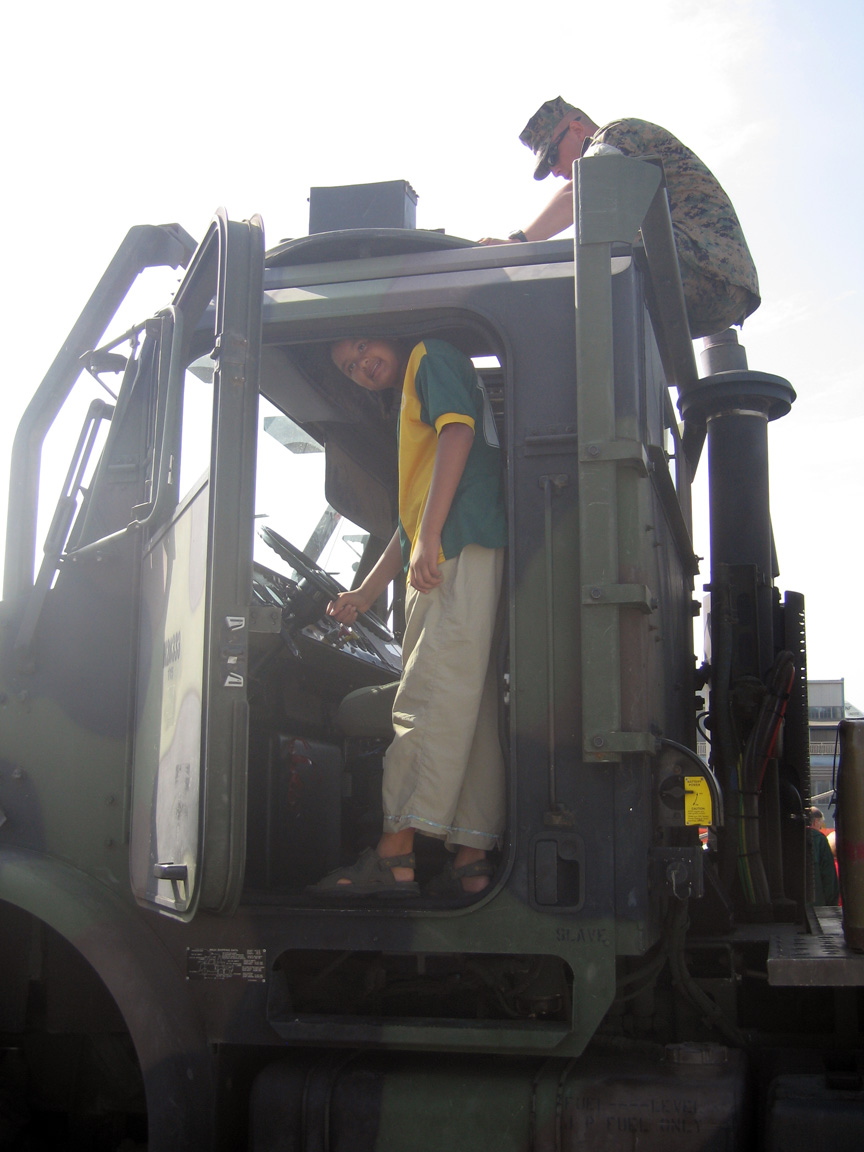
top-left (186, 947), bottom-right (266, 982)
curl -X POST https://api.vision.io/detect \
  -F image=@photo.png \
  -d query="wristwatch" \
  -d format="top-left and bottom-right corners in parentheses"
top-left (507, 229), bottom-right (528, 242)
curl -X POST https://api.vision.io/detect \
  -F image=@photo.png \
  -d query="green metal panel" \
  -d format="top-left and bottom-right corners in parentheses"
top-left (574, 155), bottom-right (665, 763)
top-left (0, 847), bottom-right (214, 1151)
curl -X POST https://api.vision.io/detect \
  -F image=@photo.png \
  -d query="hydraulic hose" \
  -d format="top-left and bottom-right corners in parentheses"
top-left (666, 899), bottom-right (750, 1050)
top-left (737, 651), bottom-right (796, 906)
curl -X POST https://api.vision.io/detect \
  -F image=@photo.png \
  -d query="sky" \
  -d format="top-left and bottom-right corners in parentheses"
top-left (1, 0), bottom-right (862, 703)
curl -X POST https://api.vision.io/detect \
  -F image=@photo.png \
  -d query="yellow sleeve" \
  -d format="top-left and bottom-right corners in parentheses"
top-left (434, 411), bottom-right (475, 435)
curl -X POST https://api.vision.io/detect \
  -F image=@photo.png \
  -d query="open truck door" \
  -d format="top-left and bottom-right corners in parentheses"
top-left (130, 212), bottom-right (264, 919)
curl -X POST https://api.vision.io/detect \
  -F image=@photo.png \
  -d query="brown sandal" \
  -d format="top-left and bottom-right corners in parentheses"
top-left (425, 858), bottom-right (494, 896)
top-left (307, 848), bottom-right (420, 897)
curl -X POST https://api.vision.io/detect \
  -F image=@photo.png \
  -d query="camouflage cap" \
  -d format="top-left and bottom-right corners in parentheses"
top-left (520, 97), bottom-right (582, 180)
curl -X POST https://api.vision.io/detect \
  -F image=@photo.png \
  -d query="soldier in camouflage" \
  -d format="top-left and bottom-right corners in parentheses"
top-left (480, 97), bottom-right (760, 340)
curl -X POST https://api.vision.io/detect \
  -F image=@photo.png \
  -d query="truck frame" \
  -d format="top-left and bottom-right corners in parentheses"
top-left (1, 157), bottom-right (862, 1151)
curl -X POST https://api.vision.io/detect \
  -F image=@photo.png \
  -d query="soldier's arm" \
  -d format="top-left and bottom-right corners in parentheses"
top-left (480, 182), bottom-right (575, 247)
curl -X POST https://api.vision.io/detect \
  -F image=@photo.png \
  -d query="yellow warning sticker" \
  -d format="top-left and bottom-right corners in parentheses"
top-left (684, 776), bottom-right (712, 826)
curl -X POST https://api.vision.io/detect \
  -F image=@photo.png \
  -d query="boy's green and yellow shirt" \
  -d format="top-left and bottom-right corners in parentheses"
top-left (398, 339), bottom-right (507, 570)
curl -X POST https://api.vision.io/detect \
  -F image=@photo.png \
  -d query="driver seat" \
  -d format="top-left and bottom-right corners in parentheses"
top-left (336, 681), bottom-right (399, 741)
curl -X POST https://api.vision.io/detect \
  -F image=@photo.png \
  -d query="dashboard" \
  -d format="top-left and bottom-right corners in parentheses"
top-left (251, 560), bottom-right (402, 683)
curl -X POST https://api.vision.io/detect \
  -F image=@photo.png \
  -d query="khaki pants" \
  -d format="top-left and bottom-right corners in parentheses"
top-left (382, 544), bottom-right (505, 851)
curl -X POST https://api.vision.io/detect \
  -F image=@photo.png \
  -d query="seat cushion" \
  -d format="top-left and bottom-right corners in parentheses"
top-left (336, 681), bottom-right (399, 739)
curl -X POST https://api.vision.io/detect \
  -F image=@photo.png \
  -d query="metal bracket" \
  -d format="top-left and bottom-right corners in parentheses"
top-left (249, 603), bottom-right (282, 634)
top-left (579, 439), bottom-right (650, 474)
top-left (650, 846), bottom-right (705, 900)
top-left (581, 583), bottom-right (657, 613)
top-left (578, 154), bottom-right (663, 246)
top-left (586, 731), bottom-right (661, 755)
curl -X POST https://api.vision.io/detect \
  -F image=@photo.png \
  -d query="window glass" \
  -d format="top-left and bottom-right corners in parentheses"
top-left (253, 395), bottom-right (367, 590)
top-left (178, 354), bottom-right (215, 504)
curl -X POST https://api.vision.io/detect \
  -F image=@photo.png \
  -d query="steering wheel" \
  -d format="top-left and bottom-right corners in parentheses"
top-left (259, 525), bottom-right (343, 598)
top-left (258, 525), bottom-right (393, 641)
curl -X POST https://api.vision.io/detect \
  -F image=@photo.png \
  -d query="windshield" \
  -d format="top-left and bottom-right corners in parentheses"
top-left (253, 395), bottom-right (367, 591)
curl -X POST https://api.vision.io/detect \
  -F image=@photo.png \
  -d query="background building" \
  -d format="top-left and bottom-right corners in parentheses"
top-left (808, 679), bottom-right (863, 828)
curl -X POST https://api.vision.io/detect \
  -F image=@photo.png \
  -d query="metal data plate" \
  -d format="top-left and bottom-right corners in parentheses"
top-left (768, 907), bottom-right (864, 986)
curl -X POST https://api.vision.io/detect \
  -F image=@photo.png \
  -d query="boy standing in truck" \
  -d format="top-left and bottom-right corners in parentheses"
top-left (312, 336), bottom-right (507, 897)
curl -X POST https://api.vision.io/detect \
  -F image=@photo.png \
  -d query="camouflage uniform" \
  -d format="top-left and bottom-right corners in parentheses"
top-left (589, 119), bottom-right (760, 338)
top-left (519, 100), bottom-right (760, 339)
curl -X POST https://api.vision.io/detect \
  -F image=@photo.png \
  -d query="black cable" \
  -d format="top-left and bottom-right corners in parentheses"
top-left (666, 898), bottom-right (750, 1050)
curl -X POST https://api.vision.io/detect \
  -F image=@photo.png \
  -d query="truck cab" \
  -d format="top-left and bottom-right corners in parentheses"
top-left (1, 163), bottom-right (861, 1152)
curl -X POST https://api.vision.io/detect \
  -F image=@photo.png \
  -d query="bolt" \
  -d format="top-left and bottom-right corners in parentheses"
top-left (588, 444), bottom-right (600, 457)
top-left (590, 587), bottom-right (602, 600)
top-left (592, 735), bottom-right (605, 749)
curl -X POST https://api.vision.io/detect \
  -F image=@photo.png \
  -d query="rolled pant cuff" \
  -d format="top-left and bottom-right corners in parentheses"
top-left (383, 814), bottom-right (501, 851)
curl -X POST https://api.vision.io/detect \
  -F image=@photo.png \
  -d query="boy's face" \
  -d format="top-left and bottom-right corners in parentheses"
top-left (331, 338), bottom-right (403, 392)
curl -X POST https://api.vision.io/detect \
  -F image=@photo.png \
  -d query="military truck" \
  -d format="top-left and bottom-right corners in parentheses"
top-left (1, 161), bottom-right (862, 1151)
